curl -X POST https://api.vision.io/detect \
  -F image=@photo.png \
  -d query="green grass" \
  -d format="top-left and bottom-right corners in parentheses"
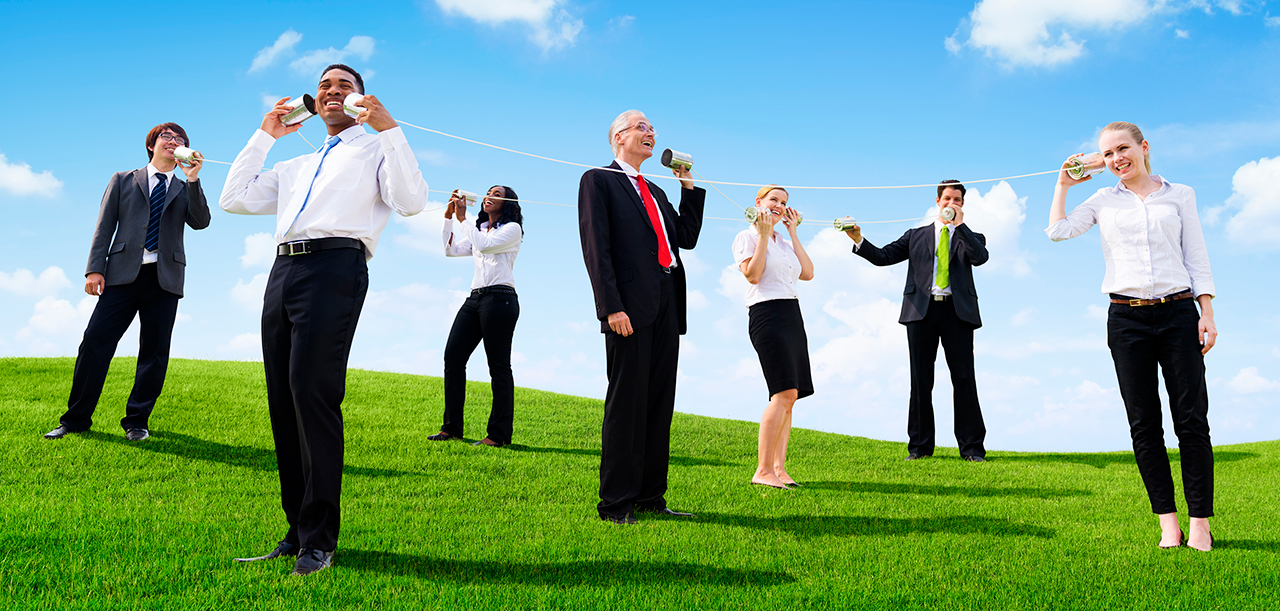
top-left (1, 357), bottom-right (1277, 610)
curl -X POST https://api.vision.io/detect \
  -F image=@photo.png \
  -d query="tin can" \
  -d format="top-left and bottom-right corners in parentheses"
top-left (940, 206), bottom-right (956, 222)
top-left (834, 216), bottom-right (858, 231)
top-left (281, 94), bottom-right (317, 126)
top-left (745, 207), bottom-right (802, 226)
top-left (1066, 153), bottom-right (1105, 180)
top-left (173, 146), bottom-right (198, 164)
top-left (343, 93), bottom-right (366, 119)
top-left (455, 190), bottom-right (477, 206)
top-left (660, 148), bottom-right (693, 171)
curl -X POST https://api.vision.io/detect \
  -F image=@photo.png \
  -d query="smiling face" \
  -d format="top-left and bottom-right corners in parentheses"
top-left (614, 113), bottom-right (655, 163)
top-left (937, 187), bottom-right (964, 209)
top-left (756, 188), bottom-right (789, 215)
top-left (148, 129), bottom-right (186, 163)
top-left (482, 186), bottom-right (505, 217)
top-left (316, 68), bottom-right (360, 129)
top-left (1099, 129), bottom-right (1150, 181)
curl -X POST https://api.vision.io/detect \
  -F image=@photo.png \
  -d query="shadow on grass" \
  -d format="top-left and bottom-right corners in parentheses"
top-left (1215, 539), bottom-right (1280, 553)
top-left (339, 550), bottom-right (795, 586)
top-left (699, 512), bottom-right (1055, 539)
top-left (994, 450), bottom-right (1257, 469)
top-left (803, 481), bottom-right (1089, 499)
top-left (507, 444), bottom-right (731, 467)
top-left (84, 431), bottom-right (410, 477)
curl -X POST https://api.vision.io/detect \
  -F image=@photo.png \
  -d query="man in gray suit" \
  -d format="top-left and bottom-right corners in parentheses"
top-left (44, 122), bottom-right (211, 441)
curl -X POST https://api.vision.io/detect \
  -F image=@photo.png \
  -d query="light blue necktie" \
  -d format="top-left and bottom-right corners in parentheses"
top-left (286, 135), bottom-right (340, 236)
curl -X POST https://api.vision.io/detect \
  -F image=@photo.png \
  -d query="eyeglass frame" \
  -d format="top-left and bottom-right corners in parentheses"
top-left (619, 121), bottom-right (658, 139)
top-left (157, 132), bottom-right (187, 146)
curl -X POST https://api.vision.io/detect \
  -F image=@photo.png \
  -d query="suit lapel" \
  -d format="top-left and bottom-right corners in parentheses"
top-left (609, 162), bottom-right (653, 231)
top-left (163, 175), bottom-right (182, 210)
top-left (133, 168), bottom-right (150, 201)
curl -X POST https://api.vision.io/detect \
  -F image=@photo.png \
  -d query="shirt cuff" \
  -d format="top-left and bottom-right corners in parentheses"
top-left (852, 239), bottom-right (863, 251)
top-left (377, 126), bottom-right (409, 149)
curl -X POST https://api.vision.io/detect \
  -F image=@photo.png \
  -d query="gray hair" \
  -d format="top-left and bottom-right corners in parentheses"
top-left (608, 110), bottom-right (646, 157)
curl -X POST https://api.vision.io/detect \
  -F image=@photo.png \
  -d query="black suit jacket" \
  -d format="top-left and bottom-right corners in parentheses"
top-left (578, 162), bottom-right (706, 334)
top-left (86, 168), bottom-right (211, 297)
top-left (854, 223), bottom-right (989, 327)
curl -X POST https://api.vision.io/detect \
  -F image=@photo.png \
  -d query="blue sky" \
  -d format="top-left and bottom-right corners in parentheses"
top-left (2, 1), bottom-right (1278, 452)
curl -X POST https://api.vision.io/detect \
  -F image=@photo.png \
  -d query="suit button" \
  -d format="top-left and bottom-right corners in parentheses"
top-left (651, 250), bottom-right (656, 255)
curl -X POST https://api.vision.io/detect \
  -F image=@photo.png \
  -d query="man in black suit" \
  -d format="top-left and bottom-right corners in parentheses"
top-left (44, 123), bottom-right (210, 441)
top-left (845, 180), bottom-right (990, 461)
top-left (578, 110), bottom-right (706, 524)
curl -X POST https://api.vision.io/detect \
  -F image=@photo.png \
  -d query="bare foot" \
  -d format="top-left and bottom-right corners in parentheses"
top-left (1187, 517), bottom-right (1212, 551)
top-left (775, 469), bottom-right (797, 486)
top-left (1157, 512), bottom-right (1183, 549)
top-left (751, 470), bottom-right (790, 489)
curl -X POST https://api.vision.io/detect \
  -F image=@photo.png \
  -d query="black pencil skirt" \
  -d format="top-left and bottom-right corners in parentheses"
top-left (748, 298), bottom-right (814, 400)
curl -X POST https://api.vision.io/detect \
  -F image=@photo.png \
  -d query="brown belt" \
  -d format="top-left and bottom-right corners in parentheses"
top-left (1110, 291), bottom-right (1194, 307)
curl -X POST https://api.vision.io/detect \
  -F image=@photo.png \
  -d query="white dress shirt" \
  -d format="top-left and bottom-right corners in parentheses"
top-left (219, 124), bottom-right (429, 260)
top-left (442, 219), bottom-right (522, 289)
top-left (733, 228), bottom-right (800, 307)
top-left (852, 216), bottom-right (959, 296)
top-left (1045, 176), bottom-right (1215, 299)
top-left (615, 158), bottom-right (677, 268)
top-left (142, 163), bottom-right (175, 265)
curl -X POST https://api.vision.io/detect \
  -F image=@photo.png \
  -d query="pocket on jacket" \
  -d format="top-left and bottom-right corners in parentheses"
top-left (617, 267), bottom-right (634, 284)
top-left (903, 284), bottom-right (916, 295)
top-left (172, 251), bottom-right (186, 265)
top-left (109, 242), bottom-right (126, 255)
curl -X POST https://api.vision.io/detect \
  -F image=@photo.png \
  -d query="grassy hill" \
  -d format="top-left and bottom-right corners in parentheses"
top-left (1, 357), bottom-right (1277, 610)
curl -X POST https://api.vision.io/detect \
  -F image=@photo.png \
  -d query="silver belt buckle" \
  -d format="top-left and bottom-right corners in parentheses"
top-left (286, 241), bottom-right (309, 256)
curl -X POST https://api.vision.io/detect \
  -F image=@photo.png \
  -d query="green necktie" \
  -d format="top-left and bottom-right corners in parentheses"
top-left (936, 226), bottom-right (950, 290)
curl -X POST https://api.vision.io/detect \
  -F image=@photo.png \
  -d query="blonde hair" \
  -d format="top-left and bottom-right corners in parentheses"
top-left (755, 184), bottom-right (788, 201)
top-left (1101, 121), bottom-right (1151, 174)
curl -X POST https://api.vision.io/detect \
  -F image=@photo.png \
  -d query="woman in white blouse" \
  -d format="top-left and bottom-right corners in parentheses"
top-left (733, 185), bottom-right (815, 489)
top-left (1047, 122), bottom-right (1218, 551)
top-left (428, 186), bottom-right (524, 447)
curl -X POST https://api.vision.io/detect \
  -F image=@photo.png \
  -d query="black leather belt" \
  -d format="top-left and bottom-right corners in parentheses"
top-left (471, 285), bottom-right (517, 296)
top-left (277, 237), bottom-right (365, 257)
top-left (931, 294), bottom-right (951, 301)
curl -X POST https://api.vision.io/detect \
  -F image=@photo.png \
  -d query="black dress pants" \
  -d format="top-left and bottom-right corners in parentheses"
top-left (261, 248), bottom-right (368, 552)
top-left (1107, 298), bottom-right (1213, 517)
top-left (61, 264), bottom-right (179, 432)
top-left (598, 272), bottom-right (678, 519)
top-left (440, 287), bottom-right (520, 445)
top-left (904, 298), bottom-right (986, 458)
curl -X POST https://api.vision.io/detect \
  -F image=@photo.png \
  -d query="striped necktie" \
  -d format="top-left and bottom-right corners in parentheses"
top-left (145, 173), bottom-right (167, 252)
top-left (286, 135), bottom-right (340, 236)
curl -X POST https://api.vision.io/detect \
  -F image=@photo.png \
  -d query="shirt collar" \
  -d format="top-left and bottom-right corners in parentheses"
top-left (1110, 174), bottom-right (1171, 197)
top-left (330, 124), bottom-right (368, 147)
top-left (147, 163), bottom-right (174, 182)
top-left (614, 158), bottom-right (639, 177)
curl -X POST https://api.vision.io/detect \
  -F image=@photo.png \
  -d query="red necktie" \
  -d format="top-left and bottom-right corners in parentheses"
top-left (635, 174), bottom-right (673, 268)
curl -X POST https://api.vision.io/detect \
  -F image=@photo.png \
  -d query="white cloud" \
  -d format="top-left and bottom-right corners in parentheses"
top-left (290, 36), bottom-right (376, 78)
top-left (1228, 367), bottom-right (1280, 394)
top-left (1175, 28), bottom-right (1190, 38)
top-left (0, 267), bottom-right (71, 297)
top-left (955, 0), bottom-right (1155, 67)
top-left (249, 29), bottom-right (302, 73)
top-left (1010, 307), bottom-right (1036, 326)
top-left (1222, 156), bottom-right (1280, 251)
top-left (261, 93), bottom-right (282, 112)
top-left (0, 152), bottom-right (62, 198)
top-left (231, 273), bottom-right (269, 312)
top-left (391, 200), bottom-right (450, 253)
top-left (1267, 13), bottom-right (1280, 26)
top-left (1086, 304), bottom-right (1108, 321)
top-left (239, 233), bottom-right (277, 269)
top-left (435, 0), bottom-right (583, 52)
top-left (12, 296), bottom-right (102, 356)
top-left (216, 333), bottom-right (262, 360)
top-left (686, 289), bottom-right (708, 311)
top-left (958, 180), bottom-right (1032, 276)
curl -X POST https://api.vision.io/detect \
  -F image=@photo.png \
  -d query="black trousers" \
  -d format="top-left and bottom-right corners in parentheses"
top-left (440, 287), bottom-right (520, 445)
top-left (61, 264), bottom-right (179, 432)
top-left (1107, 298), bottom-right (1213, 517)
top-left (261, 248), bottom-right (368, 552)
top-left (598, 272), bottom-right (678, 518)
top-left (904, 298), bottom-right (986, 458)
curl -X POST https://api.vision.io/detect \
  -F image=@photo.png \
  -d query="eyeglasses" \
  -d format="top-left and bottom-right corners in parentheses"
top-left (157, 133), bottom-right (187, 146)
top-left (620, 122), bottom-right (658, 138)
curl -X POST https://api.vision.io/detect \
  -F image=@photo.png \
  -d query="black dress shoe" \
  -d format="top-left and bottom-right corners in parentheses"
top-left (471, 437), bottom-right (504, 447)
top-left (125, 428), bottom-right (150, 441)
top-left (427, 432), bottom-right (457, 441)
top-left (962, 455), bottom-right (987, 463)
top-left (639, 507), bottom-right (694, 518)
top-left (904, 453), bottom-right (930, 461)
top-left (43, 425), bottom-right (80, 439)
top-left (600, 513), bottom-right (638, 525)
top-left (291, 548), bottom-right (334, 576)
top-left (234, 540), bottom-right (298, 562)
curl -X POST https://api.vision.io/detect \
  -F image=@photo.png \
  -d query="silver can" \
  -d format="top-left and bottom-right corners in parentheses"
top-left (455, 190), bottom-right (478, 206)
top-left (940, 206), bottom-right (956, 222)
top-left (173, 146), bottom-right (197, 164)
top-left (343, 93), bottom-right (366, 119)
top-left (834, 216), bottom-right (858, 231)
top-left (660, 148), bottom-right (693, 171)
top-left (281, 94), bottom-right (317, 126)
top-left (1066, 153), bottom-right (1105, 180)
top-left (745, 207), bottom-right (802, 226)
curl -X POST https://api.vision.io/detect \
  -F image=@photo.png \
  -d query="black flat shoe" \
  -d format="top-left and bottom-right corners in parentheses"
top-left (639, 507), bottom-right (694, 518)
top-left (234, 540), bottom-right (299, 562)
top-left (427, 432), bottom-right (457, 441)
top-left (962, 455), bottom-right (986, 463)
top-left (471, 437), bottom-right (504, 447)
top-left (125, 428), bottom-right (150, 441)
top-left (43, 425), bottom-right (80, 439)
top-left (904, 453), bottom-right (930, 461)
top-left (600, 513), bottom-right (638, 525)
top-left (291, 548), bottom-right (334, 576)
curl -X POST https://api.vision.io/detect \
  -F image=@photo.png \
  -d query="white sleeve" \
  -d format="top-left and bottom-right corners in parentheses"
top-left (375, 127), bottom-right (429, 217)
top-left (219, 129), bottom-right (281, 215)
top-left (1178, 187), bottom-right (1215, 298)
top-left (732, 230), bottom-right (757, 266)
top-left (1046, 191), bottom-right (1101, 242)
top-left (460, 222), bottom-right (521, 255)
top-left (443, 219), bottom-right (473, 257)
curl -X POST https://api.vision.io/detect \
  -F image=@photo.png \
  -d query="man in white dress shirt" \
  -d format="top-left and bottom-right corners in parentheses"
top-left (220, 64), bottom-right (429, 576)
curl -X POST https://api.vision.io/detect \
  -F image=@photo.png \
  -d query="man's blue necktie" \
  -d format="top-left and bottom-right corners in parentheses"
top-left (145, 173), bottom-right (167, 252)
top-left (286, 135), bottom-right (340, 236)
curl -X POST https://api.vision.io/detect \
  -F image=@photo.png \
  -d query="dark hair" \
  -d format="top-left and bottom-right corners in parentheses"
top-left (145, 122), bottom-right (189, 161)
top-left (936, 179), bottom-right (966, 200)
top-left (321, 63), bottom-right (364, 94)
top-left (478, 186), bottom-right (524, 234)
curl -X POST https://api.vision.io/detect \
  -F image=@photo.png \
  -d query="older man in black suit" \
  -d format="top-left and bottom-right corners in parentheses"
top-left (846, 180), bottom-right (990, 462)
top-left (44, 122), bottom-right (210, 441)
top-left (578, 110), bottom-right (706, 524)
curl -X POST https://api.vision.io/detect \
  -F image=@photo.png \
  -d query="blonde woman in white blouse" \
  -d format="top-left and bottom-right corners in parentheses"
top-left (733, 185), bottom-right (815, 489)
top-left (1047, 122), bottom-right (1218, 551)
top-left (429, 186), bottom-right (523, 447)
